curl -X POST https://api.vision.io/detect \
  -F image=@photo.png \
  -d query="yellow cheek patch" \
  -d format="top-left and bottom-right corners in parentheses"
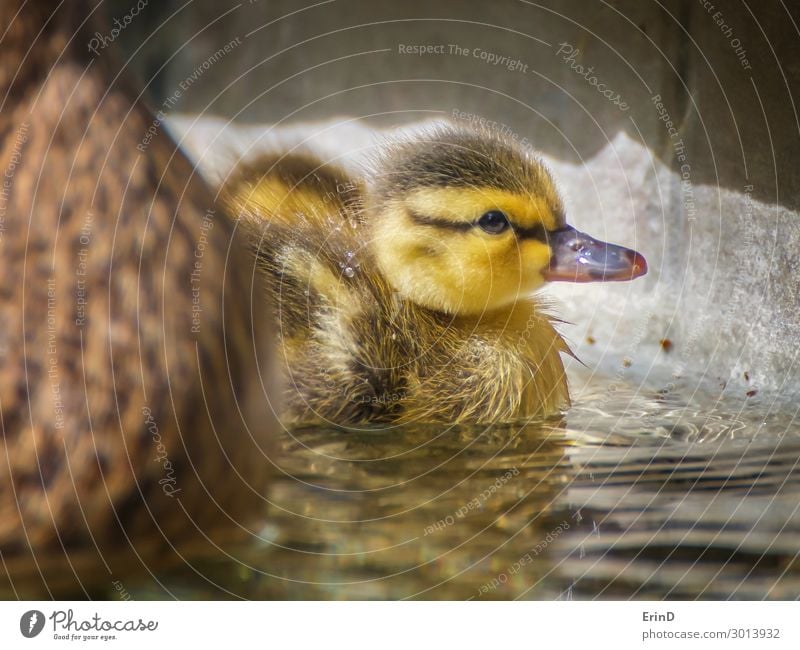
top-left (405, 187), bottom-right (559, 231)
top-left (489, 238), bottom-right (551, 286)
top-left (519, 238), bottom-right (552, 273)
top-left (372, 198), bottom-right (556, 314)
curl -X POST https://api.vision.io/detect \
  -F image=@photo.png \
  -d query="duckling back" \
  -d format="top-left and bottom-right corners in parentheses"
top-left (224, 152), bottom-right (400, 421)
top-left (0, 0), bottom-right (275, 597)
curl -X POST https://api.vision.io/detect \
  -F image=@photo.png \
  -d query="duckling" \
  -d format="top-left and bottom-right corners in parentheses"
top-left (224, 125), bottom-right (646, 425)
top-left (0, 0), bottom-right (275, 596)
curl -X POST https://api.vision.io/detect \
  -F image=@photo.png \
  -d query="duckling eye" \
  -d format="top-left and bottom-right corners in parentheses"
top-left (476, 210), bottom-right (510, 235)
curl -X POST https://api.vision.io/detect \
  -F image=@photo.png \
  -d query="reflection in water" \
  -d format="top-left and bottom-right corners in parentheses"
top-left (257, 421), bottom-right (571, 600)
top-left (124, 370), bottom-right (800, 599)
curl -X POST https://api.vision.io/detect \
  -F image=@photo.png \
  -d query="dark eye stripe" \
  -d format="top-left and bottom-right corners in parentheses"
top-left (409, 209), bottom-right (550, 241)
top-left (513, 224), bottom-right (547, 241)
top-left (407, 210), bottom-right (473, 231)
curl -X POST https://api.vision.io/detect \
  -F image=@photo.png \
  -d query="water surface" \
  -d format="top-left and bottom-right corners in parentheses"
top-left (141, 367), bottom-right (800, 600)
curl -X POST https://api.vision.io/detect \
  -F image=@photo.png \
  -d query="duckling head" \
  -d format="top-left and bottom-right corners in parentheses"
top-left (368, 126), bottom-right (646, 315)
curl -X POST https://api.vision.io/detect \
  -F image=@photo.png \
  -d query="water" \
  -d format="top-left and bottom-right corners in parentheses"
top-left (134, 368), bottom-right (800, 600)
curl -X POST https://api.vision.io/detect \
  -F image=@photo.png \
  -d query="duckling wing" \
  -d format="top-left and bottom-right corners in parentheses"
top-left (224, 152), bottom-right (408, 423)
top-left (223, 152), bottom-right (363, 230)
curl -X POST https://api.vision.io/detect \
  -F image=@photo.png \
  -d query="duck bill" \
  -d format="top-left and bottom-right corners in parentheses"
top-left (541, 226), bottom-right (647, 283)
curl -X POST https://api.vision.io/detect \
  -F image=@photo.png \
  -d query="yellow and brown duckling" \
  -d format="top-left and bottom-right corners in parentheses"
top-left (225, 125), bottom-right (646, 425)
top-left (0, 0), bottom-right (275, 597)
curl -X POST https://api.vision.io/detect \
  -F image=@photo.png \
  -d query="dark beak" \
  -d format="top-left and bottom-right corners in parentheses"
top-left (541, 226), bottom-right (647, 283)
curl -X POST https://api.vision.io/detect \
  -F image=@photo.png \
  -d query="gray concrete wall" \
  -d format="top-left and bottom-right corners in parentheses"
top-left (117, 0), bottom-right (800, 402)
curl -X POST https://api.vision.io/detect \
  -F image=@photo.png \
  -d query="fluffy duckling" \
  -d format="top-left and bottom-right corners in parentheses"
top-left (0, 0), bottom-right (274, 596)
top-left (225, 125), bottom-right (646, 425)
